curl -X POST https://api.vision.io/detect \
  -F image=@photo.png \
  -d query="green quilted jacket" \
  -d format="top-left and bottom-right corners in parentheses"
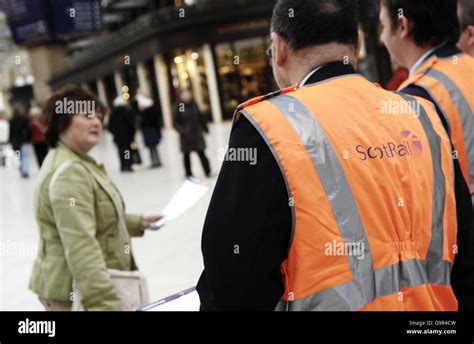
top-left (29, 141), bottom-right (144, 311)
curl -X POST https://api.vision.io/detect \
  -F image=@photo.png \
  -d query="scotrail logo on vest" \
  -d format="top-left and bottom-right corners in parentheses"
top-left (356, 131), bottom-right (423, 161)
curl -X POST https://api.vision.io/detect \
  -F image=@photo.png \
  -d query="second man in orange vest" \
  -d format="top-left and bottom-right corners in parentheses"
top-left (379, 0), bottom-right (474, 311)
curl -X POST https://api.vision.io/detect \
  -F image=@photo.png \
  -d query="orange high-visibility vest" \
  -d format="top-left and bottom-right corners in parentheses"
top-left (235, 74), bottom-right (458, 311)
top-left (399, 53), bottom-right (474, 199)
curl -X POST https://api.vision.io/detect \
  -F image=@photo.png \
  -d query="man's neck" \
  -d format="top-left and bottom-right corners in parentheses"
top-left (404, 44), bottom-right (435, 71)
top-left (288, 44), bottom-right (357, 85)
top-left (458, 43), bottom-right (474, 57)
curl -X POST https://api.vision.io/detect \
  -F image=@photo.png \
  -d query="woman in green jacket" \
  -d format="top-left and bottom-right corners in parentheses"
top-left (29, 85), bottom-right (161, 311)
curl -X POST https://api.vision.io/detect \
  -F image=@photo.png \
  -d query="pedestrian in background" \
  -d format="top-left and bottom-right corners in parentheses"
top-left (385, 66), bottom-right (408, 91)
top-left (173, 88), bottom-right (211, 178)
top-left (108, 96), bottom-right (136, 172)
top-left (458, 0), bottom-right (474, 56)
top-left (9, 104), bottom-right (30, 178)
top-left (129, 96), bottom-right (143, 168)
top-left (136, 93), bottom-right (162, 168)
top-left (0, 111), bottom-right (9, 167)
top-left (28, 106), bottom-right (49, 168)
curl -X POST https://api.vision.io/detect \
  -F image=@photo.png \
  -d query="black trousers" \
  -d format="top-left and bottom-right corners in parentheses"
top-left (117, 144), bottom-right (133, 171)
top-left (33, 142), bottom-right (48, 167)
top-left (0, 143), bottom-right (6, 167)
top-left (148, 145), bottom-right (162, 167)
top-left (184, 150), bottom-right (211, 177)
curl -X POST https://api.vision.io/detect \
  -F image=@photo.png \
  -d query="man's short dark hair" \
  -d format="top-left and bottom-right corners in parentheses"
top-left (381, 0), bottom-right (460, 47)
top-left (44, 84), bottom-right (107, 148)
top-left (271, 0), bottom-right (360, 51)
top-left (459, 0), bottom-right (474, 30)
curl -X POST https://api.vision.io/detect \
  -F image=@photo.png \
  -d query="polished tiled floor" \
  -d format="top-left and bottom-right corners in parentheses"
top-left (0, 122), bottom-right (232, 310)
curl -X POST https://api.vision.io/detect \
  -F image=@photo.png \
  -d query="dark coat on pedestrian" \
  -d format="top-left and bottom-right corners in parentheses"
top-left (173, 100), bottom-right (208, 154)
top-left (140, 106), bottom-right (162, 147)
top-left (9, 115), bottom-right (30, 151)
top-left (108, 105), bottom-right (136, 147)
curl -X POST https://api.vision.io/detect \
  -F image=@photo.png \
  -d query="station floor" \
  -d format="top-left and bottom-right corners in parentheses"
top-left (0, 122), bottom-right (232, 310)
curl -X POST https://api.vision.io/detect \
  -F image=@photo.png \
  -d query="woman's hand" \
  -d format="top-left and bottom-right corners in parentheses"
top-left (141, 214), bottom-right (164, 230)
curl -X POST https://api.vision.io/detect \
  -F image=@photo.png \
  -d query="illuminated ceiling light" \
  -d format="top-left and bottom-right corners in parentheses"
top-left (123, 92), bottom-right (130, 100)
top-left (174, 56), bottom-right (183, 64)
top-left (191, 52), bottom-right (199, 60)
top-left (122, 85), bottom-right (129, 93)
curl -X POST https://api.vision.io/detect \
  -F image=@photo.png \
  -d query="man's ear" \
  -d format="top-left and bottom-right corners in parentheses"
top-left (398, 15), bottom-right (412, 40)
top-left (272, 32), bottom-right (288, 67)
top-left (468, 26), bottom-right (474, 45)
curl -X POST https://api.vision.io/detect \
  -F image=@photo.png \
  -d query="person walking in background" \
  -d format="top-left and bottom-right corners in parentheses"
top-left (9, 104), bottom-right (30, 178)
top-left (129, 95), bottom-right (143, 168)
top-left (136, 93), bottom-right (162, 168)
top-left (30, 85), bottom-right (162, 311)
top-left (458, 0), bottom-right (474, 56)
top-left (0, 111), bottom-right (9, 167)
top-left (108, 96), bottom-right (136, 172)
top-left (173, 89), bottom-right (211, 178)
top-left (385, 66), bottom-right (408, 91)
top-left (28, 106), bottom-right (49, 168)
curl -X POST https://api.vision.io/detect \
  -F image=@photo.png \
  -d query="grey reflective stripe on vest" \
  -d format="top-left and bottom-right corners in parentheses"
top-left (240, 94), bottom-right (451, 311)
top-left (399, 94), bottom-right (450, 285)
top-left (424, 69), bottom-right (474, 194)
top-left (269, 95), bottom-right (375, 311)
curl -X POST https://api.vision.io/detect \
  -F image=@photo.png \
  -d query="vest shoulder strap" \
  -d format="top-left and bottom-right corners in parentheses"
top-left (232, 85), bottom-right (299, 125)
top-left (238, 85), bottom-right (299, 111)
top-left (398, 56), bottom-right (439, 90)
top-left (399, 52), bottom-right (470, 90)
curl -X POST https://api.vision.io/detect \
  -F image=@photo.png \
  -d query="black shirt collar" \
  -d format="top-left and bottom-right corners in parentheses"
top-left (303, 61), bottom-right (357, 86)
top-left (423, 43), bottom-right (463, 62)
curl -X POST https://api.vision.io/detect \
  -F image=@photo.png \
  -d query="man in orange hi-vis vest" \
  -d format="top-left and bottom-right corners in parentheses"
top-left (197, 0), bottom-right (461, 311)
top-left (380, 0), bottom-right (474, 311)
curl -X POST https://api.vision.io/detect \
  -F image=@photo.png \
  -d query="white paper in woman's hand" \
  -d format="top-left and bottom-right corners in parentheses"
top-left (151, 179), bottom-right (209, 228)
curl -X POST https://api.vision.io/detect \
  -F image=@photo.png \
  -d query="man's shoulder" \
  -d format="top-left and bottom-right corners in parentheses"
top-left (237, 85), bottom-right (299, 113)
top-left (399, 84), bottom-right (435, 102)
top-left (395, 87), bottom-right (438, 110)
